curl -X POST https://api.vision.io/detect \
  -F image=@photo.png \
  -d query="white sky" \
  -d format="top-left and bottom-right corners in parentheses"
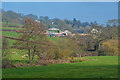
top-left (1, 0), bottom-right (120, 2)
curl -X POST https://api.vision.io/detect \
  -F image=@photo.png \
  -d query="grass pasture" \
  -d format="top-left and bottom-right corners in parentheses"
top-left (2, 31), bottom-right (20, 38)
top-left (2, 31), bottom-right (21, 46)
top-left (2, 30), bottom-right (60, 46)
top-left (3, 56), bottom-right (118, 78)
top-left (2, 27), bottom-right (22, 30)
top-left (9, 49), bottom-right (38, 64)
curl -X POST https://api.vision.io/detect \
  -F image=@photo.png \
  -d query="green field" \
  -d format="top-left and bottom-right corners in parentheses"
top-left (2, 31), bottom-right (60, 46)
top-left (1, 27), bottom-right (22, 30)
top-left (3, 56), bottom-right (118, 78)
top-left (8, 49), bottom-right (38, 64)
top-left (2, 31), bottom-right (21, 46)
top-left (2, 31), bottom-right (21, 38)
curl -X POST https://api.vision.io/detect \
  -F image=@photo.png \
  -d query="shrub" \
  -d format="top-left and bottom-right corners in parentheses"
top-left (100, 39), bottom-right (118, 56)
top-left (2, 58), bottom-right (14, 68)
top-left (69, 56), bottom-right (74, 63)
top-left (2, 38), bottom-right (14, 68)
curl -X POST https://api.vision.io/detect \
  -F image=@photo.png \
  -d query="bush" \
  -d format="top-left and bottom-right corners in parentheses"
top-left (2, 58), bottom-right (14, 68)
top-left (74, 58), bottom-right (84, 63)
top-left (2, 38), bottom-right (13, 68)
top-left (100, 39), bottom-right (118, 56)
top-left (69, 56), bottom-right (74, 63)
top-left (52, 38), bottom-right (78, 59)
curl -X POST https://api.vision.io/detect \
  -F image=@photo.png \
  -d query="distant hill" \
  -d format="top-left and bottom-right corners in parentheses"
top-left (2, 10), bottom-right (98, 33)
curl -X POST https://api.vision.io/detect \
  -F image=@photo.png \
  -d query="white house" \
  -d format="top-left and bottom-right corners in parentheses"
top-left (63, 30), bottom-right (72, 35)
top-left (91, 28), bottom-right (98, 34)
top-left (35, 20), bottom-right (40, 23)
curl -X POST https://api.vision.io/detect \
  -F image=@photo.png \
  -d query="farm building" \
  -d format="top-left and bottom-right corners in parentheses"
top-left (46, 28), bottom-right (72, 37)
top-left (46, 28), bottom-right (60, 37)
top-left (48, 28), bottom-right (60, 33)
top-left (64, 30), bottom-right (72, 35)
top-left (60, 30), bottom-right (72, 36)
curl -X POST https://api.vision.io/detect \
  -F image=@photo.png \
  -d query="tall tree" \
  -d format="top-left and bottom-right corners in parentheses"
top-left (14, 18), bottom-right (48, 63)
top-left (72, 18), bottom-right (77, 28)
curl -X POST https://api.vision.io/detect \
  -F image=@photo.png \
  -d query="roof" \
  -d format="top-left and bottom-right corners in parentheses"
top-left (64, 30), bottom-right (71, 33)
top-left (48, 28), bottom-right (59, 30)
top-left (46, 31), bottom-right (59, 34)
